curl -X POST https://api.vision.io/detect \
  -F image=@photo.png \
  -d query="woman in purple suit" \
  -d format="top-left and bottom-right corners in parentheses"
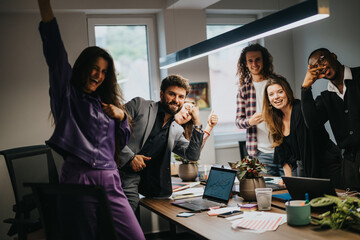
top-left (37, 0), bottom-right (145, 239)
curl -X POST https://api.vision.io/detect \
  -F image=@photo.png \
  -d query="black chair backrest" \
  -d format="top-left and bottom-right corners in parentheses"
top-left (0, 145), bottom-right (59, 204)
top-left (25, 183), bottom-right (117, 240)
top-left (238, 141), bottom-right (249, 160)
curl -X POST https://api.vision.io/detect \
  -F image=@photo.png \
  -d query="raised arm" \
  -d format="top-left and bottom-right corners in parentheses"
top-left (37, 0), bottom-right (72, 122)
top-left (38, 0), bottom-right (54, 22)
top-left (201, 110), bottom-right (218, 149)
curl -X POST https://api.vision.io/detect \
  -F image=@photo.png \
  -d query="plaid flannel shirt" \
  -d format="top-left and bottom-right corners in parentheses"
top-left (235, 76), bottom-right (258, 156)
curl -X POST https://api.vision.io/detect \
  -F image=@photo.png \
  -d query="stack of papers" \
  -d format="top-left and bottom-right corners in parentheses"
top-left (230, 212), bottom-right (286, 233)
top-left (207, 207), bottom-right (240, 216)
top-left (171, 187), bottom-right (204, 200)
top-left (172, 182), bottom-right (200, 192)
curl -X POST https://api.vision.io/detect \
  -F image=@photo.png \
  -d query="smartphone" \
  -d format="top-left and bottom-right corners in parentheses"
top-left (177, 212), bottom-right (195, 218)
top-left (217, 210), bottom-right (243, 218)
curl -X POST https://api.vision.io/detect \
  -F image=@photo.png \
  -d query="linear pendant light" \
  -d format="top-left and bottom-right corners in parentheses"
top-left (160, 0), bottom-right (329, 69)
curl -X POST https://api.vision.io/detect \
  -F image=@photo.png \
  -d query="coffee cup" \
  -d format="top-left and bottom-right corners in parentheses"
top-left (285, 200), bottom-right (311, 226)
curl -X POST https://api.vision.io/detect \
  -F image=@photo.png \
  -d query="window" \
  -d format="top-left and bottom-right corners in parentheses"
top-left (206, 16), bottom-right (255, 147)
top-left (88, 17), bottom-right (160, 102)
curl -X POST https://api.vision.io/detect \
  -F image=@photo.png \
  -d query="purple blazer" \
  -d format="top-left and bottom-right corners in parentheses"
top-left (39, 19), bottom-right (130, 170)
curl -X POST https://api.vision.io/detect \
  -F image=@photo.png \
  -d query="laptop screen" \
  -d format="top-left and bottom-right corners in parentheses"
top-left (282, 176), bottom-right (337, 200)
top-left (203, 167), bottom-right (237, 203)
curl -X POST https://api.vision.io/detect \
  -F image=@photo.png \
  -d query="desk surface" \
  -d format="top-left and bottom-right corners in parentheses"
top-left (140, 194), bottom-right (359, 240)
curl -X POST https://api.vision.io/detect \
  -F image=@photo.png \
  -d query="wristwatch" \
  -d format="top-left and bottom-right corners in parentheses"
top-left (193, 124), bottom-right (203, 130)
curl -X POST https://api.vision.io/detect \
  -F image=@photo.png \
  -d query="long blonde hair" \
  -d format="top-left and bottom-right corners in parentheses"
top-left (263, 75), bottom-right (295, 147)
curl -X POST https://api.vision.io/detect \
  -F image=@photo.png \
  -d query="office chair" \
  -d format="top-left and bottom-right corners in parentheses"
top-left (238, 141), bottom-right (249, 160)
top-left (25, 183), bottom-right (117, 240)
top-left (0, 145), bottom-right (59, 240)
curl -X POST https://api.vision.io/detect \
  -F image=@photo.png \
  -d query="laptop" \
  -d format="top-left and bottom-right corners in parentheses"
top-left (172, 167), bottom-right (237, 212)
top-left (282, 176), bottom-right (337, 200)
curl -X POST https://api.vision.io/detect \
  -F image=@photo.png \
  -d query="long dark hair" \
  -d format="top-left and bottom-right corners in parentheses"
top-left (236, 43), bottom-right (274, 86)
top-left (71, 46), bottom-right (128, 165)
top-left (263, 74), bottom-right (294, 147)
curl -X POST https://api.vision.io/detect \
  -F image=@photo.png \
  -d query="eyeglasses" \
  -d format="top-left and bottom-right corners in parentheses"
top-left (312, 55), bottom-right (326, 68)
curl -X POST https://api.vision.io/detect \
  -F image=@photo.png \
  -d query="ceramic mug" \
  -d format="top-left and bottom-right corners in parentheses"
top-left (285, 200), bottom-right (311, 226)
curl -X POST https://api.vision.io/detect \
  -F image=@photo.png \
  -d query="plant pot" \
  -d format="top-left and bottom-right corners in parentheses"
top-left (238, 176), bottom-right (266, 201)
top-left (178, 163), bottom-right (198, 182)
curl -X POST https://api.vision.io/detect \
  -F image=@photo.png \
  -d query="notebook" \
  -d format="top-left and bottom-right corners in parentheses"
top-left (171, 167), bottom-right (237, 212)
top-left (282, 176), bottom-right (337, 200)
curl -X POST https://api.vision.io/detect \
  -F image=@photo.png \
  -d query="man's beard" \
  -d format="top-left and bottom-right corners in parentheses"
top-left (161, 96), bottom-right (182, 115)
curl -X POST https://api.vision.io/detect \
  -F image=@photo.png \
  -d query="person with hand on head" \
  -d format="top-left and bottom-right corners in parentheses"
top-left (175, 100), bottom-right (218, 149)
top-left (263, 74), bottom-right (341, 186)
top-left (301, 48), bottom-right (360, 190)
top-left (235, 43), bottom-right (283, 176)
top-left (118, 75), bottom-right (204, 212)
top-left (37, 0), bottom-right (145, 239)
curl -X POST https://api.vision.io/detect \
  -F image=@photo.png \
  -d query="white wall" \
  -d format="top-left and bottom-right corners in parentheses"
top-left (0, 9), bottom-right (88, 239)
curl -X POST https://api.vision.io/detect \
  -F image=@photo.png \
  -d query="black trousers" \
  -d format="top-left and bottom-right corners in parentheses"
top-left (342, 149), bottom-right (360, 190)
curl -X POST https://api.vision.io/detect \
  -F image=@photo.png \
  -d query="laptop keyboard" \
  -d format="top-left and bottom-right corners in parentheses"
top-left (187, 198), bottom-right (226, 209)
top-left (266, 183), bottom-right (286, 191)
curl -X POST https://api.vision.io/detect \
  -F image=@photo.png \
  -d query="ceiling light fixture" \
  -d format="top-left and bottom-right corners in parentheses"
top-left (159, 0), bottom-right (329, 69)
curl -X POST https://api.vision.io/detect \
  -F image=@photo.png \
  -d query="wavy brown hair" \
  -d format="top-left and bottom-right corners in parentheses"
top-left (263, 74), bottom-right (294, 147)
top-left (160, 74), bottom-right (191, 96)
top-left (71, 46), bottom-right (129, 165)
top-left (236, 43), bottom-right (274, 86)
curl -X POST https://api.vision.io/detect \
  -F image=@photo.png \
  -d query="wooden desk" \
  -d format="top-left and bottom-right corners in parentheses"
top-left (140, 195), bottom-right (359, 240)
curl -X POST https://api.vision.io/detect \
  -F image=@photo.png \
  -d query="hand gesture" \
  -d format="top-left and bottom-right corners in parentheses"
top-left (248, 112), bottom-right (263, 126)
top-left (302, 64), bottom-right (327, 88)
top-left (101, 103), bottom-right (125, 121)
top-left (207, 110), bottom-right (218, 127)
top-left (130, 155), bottom-right (151, 172)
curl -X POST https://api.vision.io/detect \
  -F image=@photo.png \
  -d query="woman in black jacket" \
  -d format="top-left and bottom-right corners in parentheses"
top-left (263, 74), bottom-right (342, 187)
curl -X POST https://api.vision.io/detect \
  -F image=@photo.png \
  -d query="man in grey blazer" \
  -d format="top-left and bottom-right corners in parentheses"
top-left (119, 74), bottom-right (204, 211)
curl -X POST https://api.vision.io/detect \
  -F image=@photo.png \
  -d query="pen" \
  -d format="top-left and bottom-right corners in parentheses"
top-left (305, 193), bottom-right (309, 204)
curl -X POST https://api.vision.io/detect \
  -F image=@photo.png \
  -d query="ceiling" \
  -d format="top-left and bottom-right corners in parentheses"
top-left (166, 0), bottom-right (221, 9)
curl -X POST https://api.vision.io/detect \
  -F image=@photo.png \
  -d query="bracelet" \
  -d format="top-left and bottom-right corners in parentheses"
top-left (204, 130), bottom-right (210, 136)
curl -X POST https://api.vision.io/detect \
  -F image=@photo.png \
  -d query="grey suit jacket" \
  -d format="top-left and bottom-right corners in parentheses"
top-left (119, 97), bottom-right (204, 197)
top-left (119, 97), bottom-right (203, 168)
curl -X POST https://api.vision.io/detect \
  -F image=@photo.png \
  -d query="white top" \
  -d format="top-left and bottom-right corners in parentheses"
top-left (253, 80), bottom-right (273, 153)
top-left (327, 66), bottom-right (352, 100)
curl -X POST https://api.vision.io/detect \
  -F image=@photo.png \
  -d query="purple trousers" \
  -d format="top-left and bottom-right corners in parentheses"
top-left (59, 157), bottom-right (145, 240)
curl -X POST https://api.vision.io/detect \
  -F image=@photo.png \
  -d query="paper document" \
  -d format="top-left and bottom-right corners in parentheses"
top-left (171, 187), bottom-right (204, 200)
top-left (172, 182), bottom-right (200, 192)
top-left (231, 212), bottom-right (286, 233)
top-left (207, 207), bottom-right (240, 216)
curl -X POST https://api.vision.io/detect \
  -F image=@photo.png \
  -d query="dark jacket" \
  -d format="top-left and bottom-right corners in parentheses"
top-left (301, 67), bottom-right (360, 189)
top-left (275, 100), bottom-right (341, 186)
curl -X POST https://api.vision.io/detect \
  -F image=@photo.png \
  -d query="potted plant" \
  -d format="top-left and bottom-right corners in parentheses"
top-left (310, 194), bottom-right (360, 230)
top-left (231, 156), bottom-right (267, 201)
top-left (174, 154), bottom-right (198, 182)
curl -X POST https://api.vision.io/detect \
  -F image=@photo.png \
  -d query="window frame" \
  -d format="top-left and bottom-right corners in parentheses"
top-left (87, 17), bottom-right (160, 101)
top-left (206, 15), bottom-right (256, 149)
